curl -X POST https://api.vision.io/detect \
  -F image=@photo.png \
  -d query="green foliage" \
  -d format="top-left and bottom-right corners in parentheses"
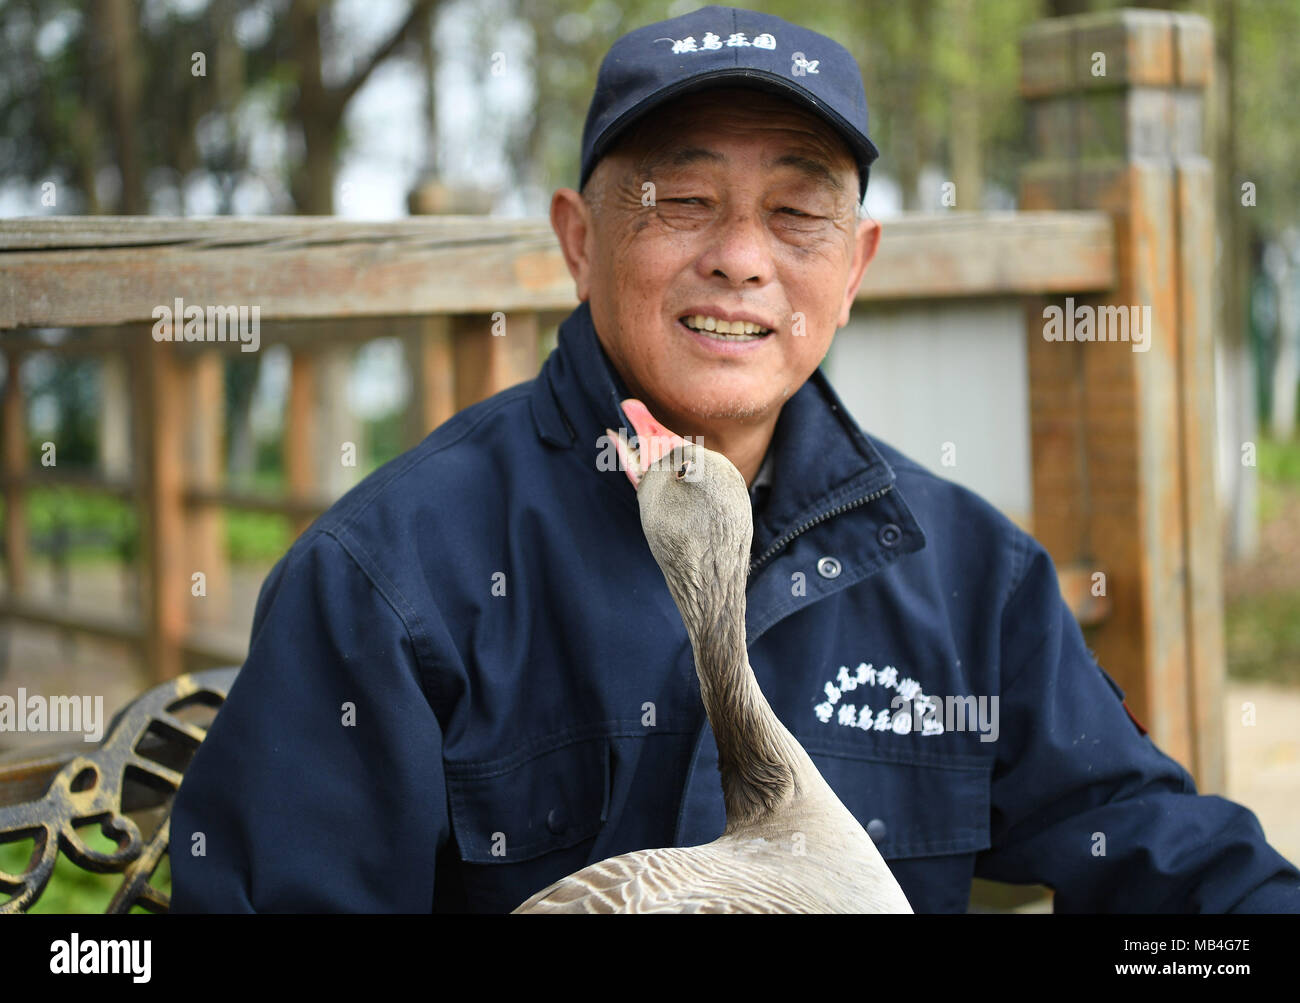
top-left (24, 355), bottom-right (100, 469)
top-left (225, 508), bottom-right (292, 563)
top-left (1257, 436), bottom-right (1300, 487)
top-left (0, 825), bottom-right (170, 914)
top-left (1225, 434), bottom-right (1300, 684)
top-left (1226, 588), bottom-right (1300, 686)
top-left (7, 485), bottom-right (291, 564)
top-left (367, 409), bottom-right (407, 467)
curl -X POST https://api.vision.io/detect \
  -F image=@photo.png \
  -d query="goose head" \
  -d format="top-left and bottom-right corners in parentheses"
top-left (607, 399), bottom-right (753, 637)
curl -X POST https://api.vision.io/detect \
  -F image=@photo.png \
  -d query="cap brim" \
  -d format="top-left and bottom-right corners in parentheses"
top-left (584, 68), bottom-right (879, 198)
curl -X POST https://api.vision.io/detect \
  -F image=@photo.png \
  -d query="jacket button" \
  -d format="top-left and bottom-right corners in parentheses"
top-left (866, 818), bottom-right (887, 844)
top-left (546, 808), bottom-right (566, 834)
top-left (816, 556), bottom-right (841, 579)
top-left (877, 523), bottom-right (902, 548)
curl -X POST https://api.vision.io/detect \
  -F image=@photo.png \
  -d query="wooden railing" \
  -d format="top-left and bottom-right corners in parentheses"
top-left (0, 211), bottom-right (1114, 668)
top-left (0, 8), bottom-right (1226, 795)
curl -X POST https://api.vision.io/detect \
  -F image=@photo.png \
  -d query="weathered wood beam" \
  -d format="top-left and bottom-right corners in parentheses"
top-left (0, 213), bottom-right (1115, 331)
top-left (404, 314), bottom-right (455, 445)
top-left (131, 330), bottom-right (187, 683)
top-left (452, 311), bottom-right (541, 412)
top-left (186, 352), bottom-right (230, 627)
top-left (285, 350), bottom-right (317, 540)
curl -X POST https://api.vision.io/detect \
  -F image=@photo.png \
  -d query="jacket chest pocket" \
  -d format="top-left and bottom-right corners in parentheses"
top-left (804, 742), bottom-right (992, 913)
top-left (444, 734), bottom-right (611, 912)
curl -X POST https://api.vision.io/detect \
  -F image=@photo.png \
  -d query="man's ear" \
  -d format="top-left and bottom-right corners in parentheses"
top-left (550, 187), bottom-right (594, 303)
top-left (837, 217), bottom-right (882, 327)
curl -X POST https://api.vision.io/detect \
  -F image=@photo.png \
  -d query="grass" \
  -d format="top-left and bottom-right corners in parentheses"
top-left (1225, 588), bottom-right (1300, 685)
top-left (0, 826), bottom-right (171, 914)
top-left (1224, 435), bottom-right (1300, 685)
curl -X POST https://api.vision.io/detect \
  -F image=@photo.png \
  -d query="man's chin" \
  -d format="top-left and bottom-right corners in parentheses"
top-left (671, 388), bottom-right (779, 423)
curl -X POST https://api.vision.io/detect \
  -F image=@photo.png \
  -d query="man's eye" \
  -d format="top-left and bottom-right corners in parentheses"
top-left (778, 207), bottom-right (811, 217)
top-left (665, 197), bottom-right (705, 205)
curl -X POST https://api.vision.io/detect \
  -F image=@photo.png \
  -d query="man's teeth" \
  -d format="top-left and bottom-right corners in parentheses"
top-left (682, 314), bottom-right (772, 339)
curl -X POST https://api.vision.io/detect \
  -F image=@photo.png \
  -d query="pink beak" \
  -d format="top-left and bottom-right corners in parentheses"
top-left (606, 398), bottom-right (687, 489)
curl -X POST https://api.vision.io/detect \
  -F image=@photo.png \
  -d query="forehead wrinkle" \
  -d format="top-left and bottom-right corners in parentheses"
top-left (636, 144), bottom-right (725, 178)
top-left (763, 153), bottom-right (845, 194)
top-left (627, 139), bottom-right (849, 201)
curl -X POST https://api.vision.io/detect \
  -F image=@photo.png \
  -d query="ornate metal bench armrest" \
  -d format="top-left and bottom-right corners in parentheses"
top-left (0, 666), bottom-right (240, 914)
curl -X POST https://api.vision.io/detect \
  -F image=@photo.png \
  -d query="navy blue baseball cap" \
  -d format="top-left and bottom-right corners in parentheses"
top-left (580, 5), bottom-right (880, 200)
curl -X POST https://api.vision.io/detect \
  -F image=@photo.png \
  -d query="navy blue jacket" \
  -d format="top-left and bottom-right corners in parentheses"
top-left (171, 301), bottom-right (1300, 913)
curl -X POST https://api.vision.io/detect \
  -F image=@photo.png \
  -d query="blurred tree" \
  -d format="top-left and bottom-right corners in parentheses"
top-left (282, 0), bottom-right (439, 213)
top-left (0, 0), bottom-right (441, 214)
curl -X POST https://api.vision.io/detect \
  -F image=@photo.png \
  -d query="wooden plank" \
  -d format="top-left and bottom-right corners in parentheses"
top-left (0, 213), bottom-right (1116, 330)
top-left (0, 215), bottom-right (544, 250)
top-left (285, 350), bottom-right (317, 540)
top-left (0, 594), bottom-right (141, 644)
top-left (1072, 9), bottom-right (1176, 89)
top-left (1172, 12), bottom-right (1213, 87)
top-left (0, 470), bottom-right (134, 497)
top-left (405, 314), bottom-right (455, 446)
top-left (859, 213), bottom-right (1115, 300)
top-left (1025, 296), bottom-right (1090, 559)
top-left (452, 311), bottom-right (541, 412)
top-left (131, 331), bottom-right (187, 682)
top-left (186, 353), bottom-right (230, 627)
top-left (1176, 160), bottom-right (1225, 794)
top-left (181, 486), bottom-right (333, 518)
top-left (2, 348), bottom-right (27, 594)
top-left (1127, 163), bottom-right (1191, 762)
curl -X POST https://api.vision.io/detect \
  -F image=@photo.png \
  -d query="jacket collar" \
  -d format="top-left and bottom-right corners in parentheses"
top-left (530, 300), bottom-right (921, 567)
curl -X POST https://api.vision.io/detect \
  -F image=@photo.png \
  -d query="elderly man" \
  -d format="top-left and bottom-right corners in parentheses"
top-left (172, 5), bottom-right (1300, 913)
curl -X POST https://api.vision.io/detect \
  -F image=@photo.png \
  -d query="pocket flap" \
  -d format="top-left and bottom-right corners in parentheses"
top-left (804, 743), bottom-right (992, 859)
top-left (445, 735), bottom-right (610, 864)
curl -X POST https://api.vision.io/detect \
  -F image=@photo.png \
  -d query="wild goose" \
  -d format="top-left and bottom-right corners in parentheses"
top-left (512, 398), bottom-right (913, 914)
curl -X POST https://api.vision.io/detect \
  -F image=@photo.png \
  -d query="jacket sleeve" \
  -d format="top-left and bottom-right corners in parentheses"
top-left (170, 528), bottom-right (451, 912)
top-left (974, 535), bottom-right (1300, 912)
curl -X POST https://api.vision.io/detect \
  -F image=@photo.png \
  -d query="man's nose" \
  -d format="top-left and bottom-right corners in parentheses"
top-left (695, 208), bottom-right (774, 287)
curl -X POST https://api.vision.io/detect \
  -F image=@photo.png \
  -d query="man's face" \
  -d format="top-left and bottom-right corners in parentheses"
top-left (568, 87), bottom-right (879, 428)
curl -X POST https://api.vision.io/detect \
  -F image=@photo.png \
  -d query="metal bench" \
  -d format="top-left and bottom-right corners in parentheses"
top-left (0, 666), bottom-right (238, 913)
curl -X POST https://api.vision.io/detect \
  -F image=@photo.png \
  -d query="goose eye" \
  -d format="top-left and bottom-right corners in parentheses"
top-left (676, 460), bottom-right (694, 480)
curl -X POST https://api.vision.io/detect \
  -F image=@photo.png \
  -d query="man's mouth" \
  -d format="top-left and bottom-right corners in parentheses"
top-left (679, 314), bottom-right (773, 342)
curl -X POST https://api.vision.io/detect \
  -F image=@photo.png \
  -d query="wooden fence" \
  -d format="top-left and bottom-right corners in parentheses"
top-left (0, 8), bottom-right (1225, 792)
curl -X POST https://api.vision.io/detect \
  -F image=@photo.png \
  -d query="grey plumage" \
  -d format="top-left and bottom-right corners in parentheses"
top-left (513, 424), bottom-right (913, 914)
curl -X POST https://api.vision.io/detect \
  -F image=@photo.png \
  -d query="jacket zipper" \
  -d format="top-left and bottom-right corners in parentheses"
top-left (748, 482), bottom-right (894, 576)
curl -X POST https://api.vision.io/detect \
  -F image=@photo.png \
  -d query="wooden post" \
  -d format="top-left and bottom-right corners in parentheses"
top-left (403, 315), bottom-right (456, 446)
top-left (451, 311), bottom-right (540, 412)
top-left (132, 330), bottom-right (187, 682)
top-left (285, 349), bottom-right (316, 540)
top-left (186, 351), bottom-right (230, 626)
top-left (2, 347), bottom-right (27, 597)
top-left (1020, 10), bottom-right (1225, 792)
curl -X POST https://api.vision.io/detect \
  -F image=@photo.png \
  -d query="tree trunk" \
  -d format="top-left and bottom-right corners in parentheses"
top-left (98, 0), bottom-right (146, 213)
top-left (1213, 0), bottom-right (1258, 560)
top-left (288, 0), bottom-right (335, 214)
top-left (949, 0), bottom-right (982, 209)
top-left (1268, 247), bottom-right (1299, 441)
